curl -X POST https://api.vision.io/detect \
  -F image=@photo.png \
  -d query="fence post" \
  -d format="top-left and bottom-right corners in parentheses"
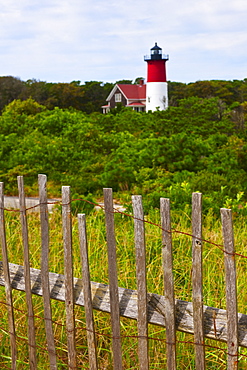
top-left (160, 198), bottom-right (176, 370)
top-left (0, 183), bottom-right (17, 369)
top-left (103, 188), bottom-right (122, 370)
top-left (78, 213), bottom-right (98, 370)
top-left (62, 186), bottom-right (77, 369)
top-left (132, 195), bottom-right (149, 370)
top-left (38, 174), bottom-right (57, 370)
top-left (221, 208), bottom-right (238, 370)
top-left (192, 193), bottom-right (205, 369)
top-left (17, 176), bottom-right (37, 369)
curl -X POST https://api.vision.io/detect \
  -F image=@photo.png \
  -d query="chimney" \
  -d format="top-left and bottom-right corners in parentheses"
top-left (139, 78), bottom-right (144, 86)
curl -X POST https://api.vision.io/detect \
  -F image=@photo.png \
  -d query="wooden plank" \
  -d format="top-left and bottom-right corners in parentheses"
top-left (221, 208), bottom-right (238, 370)
top-left (192, 193), bottom-right (205, 369)
top-left (103, 188), bottom-right (122, 370)
top-left (0, 183), bottom-right (17, 369)
top-left (17, 176), bottom-right (37, 369)
top-left (78, 214), bottom-right (98, 370)
top-left (38, 174), bottom-right (57, 370)
top-left (132, 195), bottom-right (149, 370)
top-left (160, 198), bottom-right (176, 370)
top-left (2, 262), bottom-right (247, 347)
top-left (62, 186), bottom-right (77, 369)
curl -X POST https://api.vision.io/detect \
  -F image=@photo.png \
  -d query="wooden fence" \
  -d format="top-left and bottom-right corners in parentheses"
top-left (0, 174), bottom-right (246, 369)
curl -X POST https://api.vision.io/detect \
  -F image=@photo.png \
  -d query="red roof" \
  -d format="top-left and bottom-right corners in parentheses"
top-left (117, 84), bottom-right (146, 100)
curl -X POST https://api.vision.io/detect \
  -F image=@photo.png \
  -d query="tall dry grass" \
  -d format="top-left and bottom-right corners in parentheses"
top-left (0, 206), bottom-right (247, 368)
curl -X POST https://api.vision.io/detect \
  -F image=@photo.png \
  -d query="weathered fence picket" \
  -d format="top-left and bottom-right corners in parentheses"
top-left (0, 183), bottom-right (17, 370)
top-left (38, 174), bottom-right (57, 370)
top-left (62, 186), bottom-right (77, 369)
top-left (17, 176), bottom-right (37, 369)
top-left (192, 192), bottom-right (206, 370)
top-left (0, 175), bottom-right (247, 369)
top-left (132, 195), bottom-right (149, 370)
top-left (221, 208), bottom-right (239, 370)
top-left (160, 197), bottom-right (176, 370)
top-left (78, 213), bottom-right (98, 370)
top-left (103, 188), bottom-right (123, 370)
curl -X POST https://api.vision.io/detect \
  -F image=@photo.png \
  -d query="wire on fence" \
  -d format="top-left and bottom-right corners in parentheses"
top-left (1, 196), bottom-right (247, 368)
top-left (1, 197), bottom-right (247, 260)
top-left (0, 299), bottom-right (246, 365)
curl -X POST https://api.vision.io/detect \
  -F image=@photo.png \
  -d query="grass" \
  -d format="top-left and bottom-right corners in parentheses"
top-left (1, 203), bottom-right (247, 368)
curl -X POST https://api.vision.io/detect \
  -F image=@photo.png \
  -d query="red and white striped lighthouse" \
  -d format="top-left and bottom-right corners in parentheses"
top-left (144, 42), bottom-right (169, 111)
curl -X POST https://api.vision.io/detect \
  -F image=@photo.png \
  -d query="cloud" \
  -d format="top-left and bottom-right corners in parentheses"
top-left (0, 0), bottom-right (246, 82)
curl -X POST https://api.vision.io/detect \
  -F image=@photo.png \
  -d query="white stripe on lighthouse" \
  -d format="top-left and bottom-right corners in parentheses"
top-left (146, 82), bottom-right (168, 111)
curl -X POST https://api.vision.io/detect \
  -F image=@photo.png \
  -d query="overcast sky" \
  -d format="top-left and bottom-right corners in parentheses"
top-left (1, 0), bottom-right (247, 84)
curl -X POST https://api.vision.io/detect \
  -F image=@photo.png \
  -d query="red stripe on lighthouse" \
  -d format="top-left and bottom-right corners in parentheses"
top-left (147, 60), bottom-right (167, 82)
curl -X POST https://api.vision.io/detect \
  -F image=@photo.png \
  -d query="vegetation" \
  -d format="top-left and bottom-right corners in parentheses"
top-left (0, 76), bottom-right (114, 113)
top-left (1, 75), bottom-right (247, 113)
top-left (1, 76), bottom-right (247, 367)
top-left (0, 87), bottom-right (247, 215)
top-left (1, 205), bottom-right (247, 368)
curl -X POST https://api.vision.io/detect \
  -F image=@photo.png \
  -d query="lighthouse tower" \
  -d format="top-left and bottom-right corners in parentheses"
top-left (144, 43), bottom-right (169, 111)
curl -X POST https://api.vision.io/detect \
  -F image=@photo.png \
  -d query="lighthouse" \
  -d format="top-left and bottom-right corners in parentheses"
top-left (144, 43), bottom-right (169, 112)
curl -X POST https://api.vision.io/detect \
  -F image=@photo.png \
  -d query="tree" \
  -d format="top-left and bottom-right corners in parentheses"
top-left (20, 79), bottom-right (52, 106)
top-left (80, 81), bottom-right (111, 113)
top-left (134, 77), bottom-right (145, 84)
top-left (168, 81), bottom-right (187, 106)
top-left (0, 98), bottom-right (46, 136)
top-left (0, 76), bottom-right (25, 111)
top-left (48, 82), bottom-right (85, 110)
top-left (115, 79), bottom-right (133, 84)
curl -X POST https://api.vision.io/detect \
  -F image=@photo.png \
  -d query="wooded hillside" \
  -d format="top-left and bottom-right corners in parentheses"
top-left (0, 77), bottom-right (247, 213)
top-left (1, 76), bottom-right (247, 113)
top-left (1, 78), bottom-right (247, 215)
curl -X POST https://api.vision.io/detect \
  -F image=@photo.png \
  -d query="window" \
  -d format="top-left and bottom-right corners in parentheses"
top-left (133, 107), bottom-right (145, 112)
top-left (115, 93), bottom-right (122, 102)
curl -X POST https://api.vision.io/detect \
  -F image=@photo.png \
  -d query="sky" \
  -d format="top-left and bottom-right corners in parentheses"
top-left (1, 0), bottom-right (247, 84)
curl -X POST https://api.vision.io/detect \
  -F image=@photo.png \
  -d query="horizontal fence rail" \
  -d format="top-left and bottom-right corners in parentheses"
top-left (0, 262), bottom-right (247, 348)
top-left (0, 175), bottom-right (247, 369)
